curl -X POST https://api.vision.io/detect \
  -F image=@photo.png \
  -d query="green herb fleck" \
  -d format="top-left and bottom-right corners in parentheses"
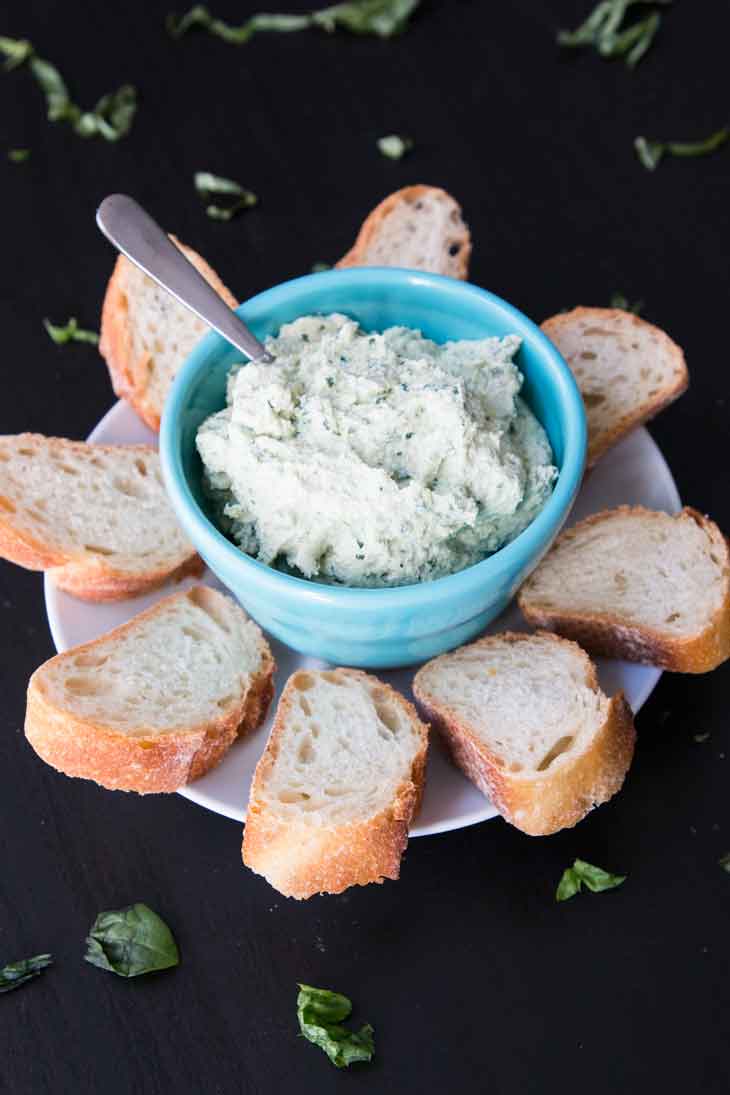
top-left (1, 38), bottom-right (136, 140)
top-left (719, 852), bottom-right (730, 874)
top-left (326, 376), bottom-right (335, 387)
top-left (311, 261), bottom-right (331, 272)
top-left (693, 731), bottom-right (711, 744)
top-left (168, 0), bottom-right (421, 44)
top-left (8, 148), bottom-right (30, 162)
top-left (0, 953), bottom-right (52, 994)
top-left (44, 317), bottom-right (99, 346)
top-left (556, 859), bottom-right (626, 901)
top-left (557, 1), bottom-right (671, 68)
top-left (297, 984), bottom-right (374, 1068)
top-left (84, 903), bottom-right (179, 978)
top-left (377, 134), bottom-right (413, 159)
top-left (610, 292), bottom-right (643, 314)
top-left (635, 128), bottom-right (728, 171)
top-left (194, 171), bottom-right (257, 220)
top-left (405, 431), bottom-right (413, 439)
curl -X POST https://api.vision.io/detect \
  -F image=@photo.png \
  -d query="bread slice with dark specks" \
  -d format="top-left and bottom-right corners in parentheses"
top-left (518, 506), bottom-right (730, 673)
top-left (25, 587), bottom-right (275, 793)
top-left (100, 236), bottom-right (237, 431)
top-left (541, 307), bottom-right (688, 467)
top-left (0, 434), bottom-right (202, 601)
top-left (413, 632), bottom-right (635, 836)
top-left (243, 668), bottom-right (429, 898)
top-left (337, 185), bottom-right (471, 278)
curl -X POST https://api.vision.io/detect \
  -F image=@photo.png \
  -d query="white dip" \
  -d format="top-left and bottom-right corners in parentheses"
top-left (196, 314), bottom-right (557, 587)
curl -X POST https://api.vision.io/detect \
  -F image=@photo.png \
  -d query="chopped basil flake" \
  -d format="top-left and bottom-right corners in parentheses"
top-left (693, 731), bottom-right (711, 744)
top-left (610, 292), bottom-right (643, 314)
top-left (84, 903), bottom-right (179, 978)
top-left (558, 1), bottom-right (671, 68)
top-left (311, 261), bottom-right (331, 272)
top-left (0, 36), bottom-right (33, 70)
top-left (297, 984), bottom-right (374, 1068)
top-left (168, 0), bottom-right (421, 44)
top-left (44, 317), bottom-right (100, 346)
top-left (0, 953), bottom-right (52, 994)
top-left (8, 148), bottom-right (30, 162)
top-left (556, 858), bottom-right (626, 901)
top-left (719, 852), bottom-right (730, 874)
top-left (194, 171), bottom-right (257, 220)
top-left (635, 127), bottom-right (728, 170)
top-left (377, 133), bottom-right (413, 159)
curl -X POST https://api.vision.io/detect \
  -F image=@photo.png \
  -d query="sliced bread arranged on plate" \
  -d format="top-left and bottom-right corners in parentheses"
top-left (541, 307), bottom-right (688, 467)
top-left (0, 434), bottom-right (202, 601)
top-left (25, 586), bottom-right (275, 793)
top-left (243, 668), bottom-right (429, 898)
top-left (413, 631), bottom-right (635, 836)
top-left (337, 185), bottom-right (471, 279)
top-left (519, 506), bottom-right (730, 673)
top-left (100, 236), bottom-right (237, 431)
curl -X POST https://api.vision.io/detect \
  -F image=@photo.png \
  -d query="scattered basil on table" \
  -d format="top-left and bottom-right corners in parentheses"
top-left (194, 172), bottom-right (258, 221)
top-left (84, 904), bottom-right (179, 978)
top-left (610, 292), bottom-right (643, 314)
top-left (377, 134), bottom-right (413, 159)
top-left (44, 317), bottom-right (100, 346)
top-left (634, 128), bottom-right (729, 171)
top-left (0, 954), bottom-right (52, 994)
top-left (8, 148), bottom-right (30, 163)
top-left (297, 984), bottom-right (375, 1068)
top-left (557, 0), bottom-right (671, 68)
top-left (556, 859), bottom-right (626, 901)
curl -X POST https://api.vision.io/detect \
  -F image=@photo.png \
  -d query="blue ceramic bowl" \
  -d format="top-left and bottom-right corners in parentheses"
top-left (160, 268), bottom-right (586, 668)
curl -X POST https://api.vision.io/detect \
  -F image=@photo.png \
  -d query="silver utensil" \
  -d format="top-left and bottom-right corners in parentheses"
top-left (96, 193), bottom-right (273, 364)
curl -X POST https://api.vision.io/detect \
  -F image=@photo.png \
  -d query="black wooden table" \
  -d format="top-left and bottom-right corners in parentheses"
top-left (1, 3), bottom-right (728, 1092)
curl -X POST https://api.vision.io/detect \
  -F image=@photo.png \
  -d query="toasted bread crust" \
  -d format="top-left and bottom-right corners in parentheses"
top-left (336, 185), bottom-right (472, 279)
top-left (519, 506), bottom-right (730, 674)
top-left (541, 307), bottom-right (689, 467)
top-left (242, 669), bottom-right (429, 899)
top-left (24, 589), bottom-right (275, 793)
top-left (413, 632), bottom-right (636, 836)
top-left (0, 438), bottom-right (203, 600)
top-left (99, 237), bottom-right (237, 432)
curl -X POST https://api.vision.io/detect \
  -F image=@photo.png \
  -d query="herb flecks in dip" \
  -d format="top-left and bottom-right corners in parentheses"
top-left (196, 314), bottom-right (557, 587)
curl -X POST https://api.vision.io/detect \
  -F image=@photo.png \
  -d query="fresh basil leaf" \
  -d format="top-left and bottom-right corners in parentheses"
top-left (84, 903), bottom-right (179, 977)
top-left (8, 148), bottom-right (30, 163)
top-left (0, 953), bottom-right (52, 993)
top-left (635, 128), bottom-right (728, 170)
top-left (28, 56), bottom-right (77, 122)
top-left (74, 85), bottom-right (138, 141)
top-left (0, 35), bottom-right (34, 70)
top-left (610, 292), bottom-right (643, 314)
top-left (311, 261), bottom-right (331, 272)
top-left (558, 1), bottom-right (670, 67)
top-left (194, 171), bottom-right (258, 220)
top-left (297, 984), bottom-right (375, 1068)
top-left (719, 852), bottom-right (730, 873)
top-left (556, 859), bottom-right (626, 901)
top-left (44, 317), bottom-right (99, 346)
top-left (377, 134), bottom-right (413, 159)
top-left (168, 0), bottom-right (420, 43)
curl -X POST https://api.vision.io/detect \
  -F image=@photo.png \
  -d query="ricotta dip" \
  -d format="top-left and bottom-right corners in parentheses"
top-left (196, 314), bottom-right (557, 587)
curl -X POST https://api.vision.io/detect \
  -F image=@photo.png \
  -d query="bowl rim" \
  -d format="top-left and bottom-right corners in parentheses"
top-left (160, 266), bottom-right (587, 608)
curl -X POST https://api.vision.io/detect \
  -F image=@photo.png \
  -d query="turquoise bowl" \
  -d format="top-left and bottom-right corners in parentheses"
top-left (160, 268), bottom-right (586, 668)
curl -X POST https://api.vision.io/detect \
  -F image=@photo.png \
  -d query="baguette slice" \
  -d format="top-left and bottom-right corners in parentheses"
top-left (413, 632), bottom-right (635, 836)
top-left (519, 506), bottom-right (730, 673)
top-left (243, 668), bottom-right (429, 899)
top-left (0, 434), bottom-right (202, 601)
top-left (100, 236), bottom-right (237, 431)
top-left (25, 587), bottom-right (275, 793)
top-left (337, 185), bottom-right (471, 278)
top-left (541, 307), bottom-right (688, 467)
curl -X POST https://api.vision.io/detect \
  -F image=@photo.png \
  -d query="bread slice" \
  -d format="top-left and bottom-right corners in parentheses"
top-left (25, 587), bottom-right (275, 793)
top-left (541, 307), bottom-right (688, 467)
top-left (100, 236), bottom-right (237, 431)
top-left (413, 632), bottom-right (635, 836)
top-left (0, 434), bottom-right (202, 601)
top-left (337, 185), bottom-right (471, 279)
top-left (242, 668), bottom-right (429, 899)
top-left (519, 506), bottom-right (730, 673)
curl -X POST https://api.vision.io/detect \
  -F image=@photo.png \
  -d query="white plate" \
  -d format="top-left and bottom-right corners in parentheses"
top-left (44, 401), bottom-right (681, 837)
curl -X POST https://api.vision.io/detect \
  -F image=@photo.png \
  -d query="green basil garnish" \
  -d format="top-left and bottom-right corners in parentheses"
top-left (0, 36), bottom-right (33, 70)
top-left (558, 0), bottom-right (671, 68)
top-left (168, 0), bottom-right (420, 44)
top-left (44, 317), bottom-right (100, 345)
top-left (8, 148), bottom-right (30, 163)
top-left (610, 292), bottom-right (643, 314)
top-left (719, 852), bottom-right (730, 874)
top-left (297, 984), bottom-right (375, 1068)
top-left (635, 128), bottom-right (728, 170)
top-left (0, 953), bottom-right (52, 994)
top-left (194, 172), bottom-right (258, 220)
top-left (377, 134), bottom-right (413, 159)
top-left (311, 261), bottom-right (331, 272)
top-left (556, 859), bottom-right (626, 901)
top-left (84, 904), bottom-right (179, 977)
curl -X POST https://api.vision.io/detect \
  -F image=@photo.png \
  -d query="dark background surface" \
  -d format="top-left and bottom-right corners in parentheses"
top-left (1, 2), bottom-right (728, 1092)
